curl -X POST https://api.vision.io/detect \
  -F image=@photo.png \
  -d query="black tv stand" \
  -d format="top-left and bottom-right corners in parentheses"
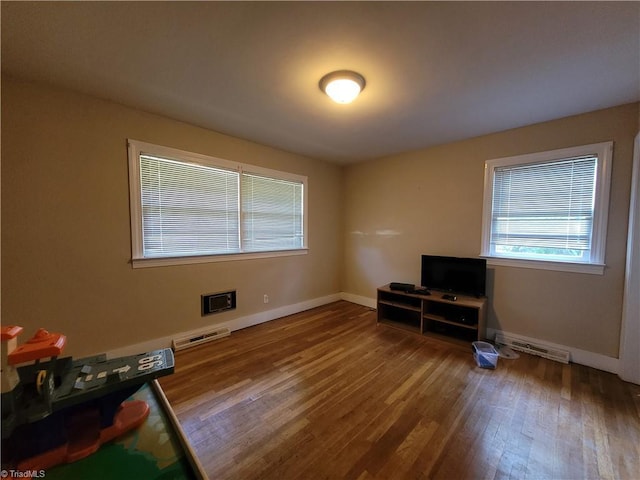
top-left (377, 284), bottom-right (487, 345)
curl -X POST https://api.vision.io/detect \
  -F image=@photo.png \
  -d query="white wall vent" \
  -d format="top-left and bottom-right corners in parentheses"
top-left (172, 327), bottom-right (230, 352)
top-left (495, 333), bottom-right (570, 364)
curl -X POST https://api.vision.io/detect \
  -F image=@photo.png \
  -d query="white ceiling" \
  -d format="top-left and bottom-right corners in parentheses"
top-left (2, 2), bottom-right (639, 164)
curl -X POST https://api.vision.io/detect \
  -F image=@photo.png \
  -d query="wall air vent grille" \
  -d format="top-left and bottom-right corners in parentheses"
top-left (495, 333), bottom-right (570, 364)
top-left (202, 291), bottom-right (236, 316)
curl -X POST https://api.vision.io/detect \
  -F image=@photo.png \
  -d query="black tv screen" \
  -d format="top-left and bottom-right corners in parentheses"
top-left (421, 255), bottom-right (487, 297)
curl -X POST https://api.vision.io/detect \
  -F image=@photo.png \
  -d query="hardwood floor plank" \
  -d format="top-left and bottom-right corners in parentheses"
top-left (158, 301), bottom-right (640, 480)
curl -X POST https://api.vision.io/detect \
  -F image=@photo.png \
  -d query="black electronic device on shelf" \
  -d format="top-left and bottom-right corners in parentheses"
top-left (421, 255), bottom-right (487, 298)
top-left (389, 282), bottom-right (415, 293)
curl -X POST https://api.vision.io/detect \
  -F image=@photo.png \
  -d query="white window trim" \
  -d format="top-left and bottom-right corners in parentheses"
top-left (481, 141), bottom-right (613, 275)
top-left (128, 139), bottom-right (308, 268)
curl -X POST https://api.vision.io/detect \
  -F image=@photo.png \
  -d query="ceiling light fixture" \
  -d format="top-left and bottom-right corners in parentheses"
top-left (319, 70), bottom-right (366, 104)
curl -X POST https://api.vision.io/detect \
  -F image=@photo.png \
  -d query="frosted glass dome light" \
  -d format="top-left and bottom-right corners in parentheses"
top-left (319, 70), bottom-right (366, 104)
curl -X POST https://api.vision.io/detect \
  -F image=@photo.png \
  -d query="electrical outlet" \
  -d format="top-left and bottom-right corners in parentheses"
top-left (263, 294), bottom-right (269, 304)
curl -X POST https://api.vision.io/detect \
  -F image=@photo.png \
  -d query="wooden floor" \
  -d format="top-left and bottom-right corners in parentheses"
top-left (159, 301), bottom-right (640, 480)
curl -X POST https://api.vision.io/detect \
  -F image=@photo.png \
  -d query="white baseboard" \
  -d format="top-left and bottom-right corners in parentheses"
top-left (487, 328), bottom-right (619, 374)
top-left (340, 292), bottom-right (376, 309)
top-left (341, 295), bottom-right (622, 376)
top-left (107, 293), bottom-right (342, 358)
top-left (107, 293), bottom-right (618, 376)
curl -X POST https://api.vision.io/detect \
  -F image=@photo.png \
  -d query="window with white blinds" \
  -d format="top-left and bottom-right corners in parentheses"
top-left (481, 142), bottom-right (612, 274)
top-left (140, 155), bottom-right (240, 257)
top-left (128, 140), bottom-right (307, 267)
top-left (241, 173), bottom-right (304, 252)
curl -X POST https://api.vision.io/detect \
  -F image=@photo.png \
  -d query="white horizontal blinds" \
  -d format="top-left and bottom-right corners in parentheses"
top-left (140, 155), bottom-right (240, 257)
top-left (491, 156), bottom-right (597, 259)
top-left (241, 172), bottom-right (303, 251)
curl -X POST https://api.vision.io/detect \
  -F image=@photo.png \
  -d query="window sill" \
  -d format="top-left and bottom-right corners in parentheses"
top-left (483, 256), bottom-right (605, 275)
top-left (131, 248), bottom-right (308, 269)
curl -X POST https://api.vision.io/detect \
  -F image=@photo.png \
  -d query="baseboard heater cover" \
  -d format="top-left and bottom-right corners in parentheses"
top-left (494, 333), bottom-right (570, 364)
top-left (172, 326), bottom-right (230, 352)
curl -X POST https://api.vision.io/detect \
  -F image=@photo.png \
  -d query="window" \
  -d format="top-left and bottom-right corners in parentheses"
top-left (481, 142), bottom-right (612, 274)
top-left (128, 140), bottom-right (307, 267)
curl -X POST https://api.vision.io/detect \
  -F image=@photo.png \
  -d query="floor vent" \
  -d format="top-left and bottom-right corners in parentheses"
top-left (172, 327), bottom-right (230, 352)
top-left (494, 333), bottom-right (570, 364)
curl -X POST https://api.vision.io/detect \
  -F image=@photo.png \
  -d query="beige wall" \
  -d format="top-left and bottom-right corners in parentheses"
top-left (3, 75), bottom-right (637, 361)
top-left (1, 77), bottom-right (343, 357)
top-left (343, 103), bottom-right (639, 358)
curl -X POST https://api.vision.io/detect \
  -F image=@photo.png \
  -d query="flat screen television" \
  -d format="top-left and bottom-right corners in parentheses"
top-left (421, 255), bottom-right (487, 297)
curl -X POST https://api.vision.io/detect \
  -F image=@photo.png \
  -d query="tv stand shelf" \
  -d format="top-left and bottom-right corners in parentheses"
top-left (377, 284), bottom-right (487, 344)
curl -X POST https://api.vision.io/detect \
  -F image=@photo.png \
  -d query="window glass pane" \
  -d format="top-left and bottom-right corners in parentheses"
top-left (490, 156), bottom-right (596, 261)
top-left (140, 155), bottom-right (240, 257)
top-left (241, 173), bottom-right (304, 251)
